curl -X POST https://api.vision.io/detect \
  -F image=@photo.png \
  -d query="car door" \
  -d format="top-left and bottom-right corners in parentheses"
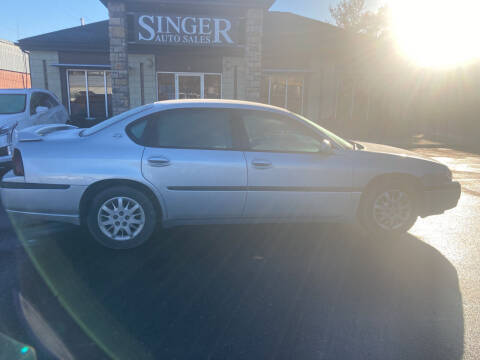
top-left (238, 110), bottom-right (353, 221)
top-left (138, 108), bottom-right (247, 220)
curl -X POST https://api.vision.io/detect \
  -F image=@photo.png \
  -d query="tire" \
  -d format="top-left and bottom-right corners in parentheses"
top-left (359, 179), bottom-right (418, 238)
top-left (86, 186), bottom-right (158, 249)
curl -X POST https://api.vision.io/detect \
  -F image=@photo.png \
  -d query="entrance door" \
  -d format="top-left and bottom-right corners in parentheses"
top-left (157, 72), bottom-right (222, 101)
top-left (176, 74), bottom-right (202, 99)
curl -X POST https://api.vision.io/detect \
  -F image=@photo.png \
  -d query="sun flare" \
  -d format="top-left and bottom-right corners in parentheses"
top-left (389, 0), bottom-right (480, 68)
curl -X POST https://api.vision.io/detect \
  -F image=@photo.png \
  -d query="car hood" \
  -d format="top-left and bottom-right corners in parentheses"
top-left (0, 113), bottom-right (23, 129)
top-left (355, 141), bottom-right (439, 163)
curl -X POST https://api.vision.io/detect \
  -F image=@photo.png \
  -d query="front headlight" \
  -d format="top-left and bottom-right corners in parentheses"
top-left (0, 126), bottom-right (10, 136)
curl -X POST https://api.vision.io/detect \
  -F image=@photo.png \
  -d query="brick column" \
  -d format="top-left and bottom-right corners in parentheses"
top-left (245, 8), bottom-right (264, 102)
top-left (108, 1), bottom-right (130, 115)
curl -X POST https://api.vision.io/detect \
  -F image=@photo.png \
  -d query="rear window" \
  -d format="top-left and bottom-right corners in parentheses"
top-left (0, 94), bottom-right (26, 114)
top-left (80, 105), bottom-right (154, 137)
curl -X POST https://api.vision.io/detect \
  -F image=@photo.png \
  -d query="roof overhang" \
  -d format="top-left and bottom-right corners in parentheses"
top-left (99, 0), bottom-right (275, 9)
top-left (51, 63), bottom-right (111, 70)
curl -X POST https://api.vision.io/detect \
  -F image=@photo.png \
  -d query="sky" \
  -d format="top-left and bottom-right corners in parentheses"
top-left (0, 0), bottom-right (382, 42)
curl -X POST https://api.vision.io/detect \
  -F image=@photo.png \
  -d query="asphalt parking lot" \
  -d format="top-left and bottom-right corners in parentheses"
top-left (0, 146), bottom-right (479, 360)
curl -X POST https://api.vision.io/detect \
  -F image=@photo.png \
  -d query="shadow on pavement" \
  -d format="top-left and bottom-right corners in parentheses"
top-left (15, 223), bottom-right (463, 360)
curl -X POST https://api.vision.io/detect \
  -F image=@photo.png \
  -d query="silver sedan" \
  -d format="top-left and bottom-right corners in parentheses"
top-left (0, 100), bottom-right (461, 249)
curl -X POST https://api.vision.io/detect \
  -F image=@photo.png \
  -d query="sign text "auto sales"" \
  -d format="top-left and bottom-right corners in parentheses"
top-left (135, 14), bottom-right (236, 46)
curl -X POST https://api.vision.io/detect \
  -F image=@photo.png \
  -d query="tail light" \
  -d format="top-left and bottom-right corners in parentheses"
top-left (12, 149), bottom-right (25, 176)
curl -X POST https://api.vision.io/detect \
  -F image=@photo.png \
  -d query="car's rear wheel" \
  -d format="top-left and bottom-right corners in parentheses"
top-left (87, 186), bottom-right (157, 249)
top-left (360, 180), bottom-right (418, 237)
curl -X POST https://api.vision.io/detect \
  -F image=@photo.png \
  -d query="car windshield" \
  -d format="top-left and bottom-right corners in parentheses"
top-left (0, 94), bottom-right (26, 114)
top-left (293, 113), bottom-right (354, 150)
top-left (79, 105), bottom-right (154, 136)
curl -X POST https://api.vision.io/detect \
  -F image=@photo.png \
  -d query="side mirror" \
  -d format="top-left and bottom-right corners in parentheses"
top-left (318, 139), bottom-right (333, 154)
top-left (35, 106), bottom-right (49, 115)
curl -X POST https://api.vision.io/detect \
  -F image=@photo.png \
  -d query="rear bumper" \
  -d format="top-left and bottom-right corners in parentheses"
top-left (0, 176), bottom-right (85, 225)
top-left (4, 209), bottom-right (80, 225)
top-left (420, 181), bottom-right (461, 217)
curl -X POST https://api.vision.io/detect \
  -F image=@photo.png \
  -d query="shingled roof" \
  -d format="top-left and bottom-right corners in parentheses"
top-left (17, 21), bottom-right (109, 52)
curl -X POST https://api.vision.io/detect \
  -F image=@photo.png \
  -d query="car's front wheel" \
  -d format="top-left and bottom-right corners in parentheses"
top-left (86, 186), bottom-right (158, 249)
top-left (360, 180), bottom-right (418, 237)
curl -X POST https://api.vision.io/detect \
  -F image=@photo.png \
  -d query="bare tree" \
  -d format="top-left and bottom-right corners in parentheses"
top-left (330, 0), bottom-right (390, 38)
top-left (329, 0), bottom-right (367, 33)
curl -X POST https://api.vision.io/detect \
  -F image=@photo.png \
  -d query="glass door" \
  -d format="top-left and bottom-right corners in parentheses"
top-left (157, 72), bottom-right (222, 101)
top-left (67, 70), bottom-right (111, 121)
top-left (176, 74), bottom-right (202, 99)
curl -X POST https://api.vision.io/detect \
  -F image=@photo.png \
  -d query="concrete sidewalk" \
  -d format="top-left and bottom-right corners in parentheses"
top-left (370, 134), bottom-right (480, 153)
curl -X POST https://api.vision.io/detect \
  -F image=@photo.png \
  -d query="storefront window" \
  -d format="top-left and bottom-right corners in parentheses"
top-left (270, 77), bottom-right (287, 108)
top-left (106, 72), bottom-right (112, 118)
top-left (286, 76), bottom-right (304, 114)
top-left (68, 70), bottom-right (111, 121)
top-left (87, 71), bottom-right (107, 120)
top-left (263, 74), bottom-right (305, 115)
top-left (68, 70), bottom-right (88, 120)
top-left (157, 73), bottom-right (175, 100)
top-left (204, 74), bottom-right (221, 99)
top-left (157, 72), bottom-right (221, 101)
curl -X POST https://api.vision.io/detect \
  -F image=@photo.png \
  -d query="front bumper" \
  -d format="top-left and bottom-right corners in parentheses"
top-left (0, 145), bottom-right (13, 165)
top-left (420, 181), bottom-right (461, 217)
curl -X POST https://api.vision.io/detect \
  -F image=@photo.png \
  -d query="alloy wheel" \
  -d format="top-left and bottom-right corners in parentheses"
top-left (372, 189), bottom-right (413, 231)
top-left (97, 196), bottom-right (146, 241)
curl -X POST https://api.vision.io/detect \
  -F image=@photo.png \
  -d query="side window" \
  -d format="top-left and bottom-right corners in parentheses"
top-left (30, 93), bottom-right (57, 115)
top-left (240, 111), bottom-right (323, 153)
top-left (45, 94), bottom-right (59, 108)
top-left (30, 92), bottom-right (43, 115)
top-left (147, 109), bottom-right (233, 150)
top-left (127, 118), bottom-right (149, 145)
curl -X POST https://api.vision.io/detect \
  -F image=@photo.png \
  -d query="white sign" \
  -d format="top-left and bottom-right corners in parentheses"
top-left (135, 14), bottom-right (236, 46)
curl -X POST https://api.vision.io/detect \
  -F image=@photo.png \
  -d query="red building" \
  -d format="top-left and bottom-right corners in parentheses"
top-left (0, 39), bottom-right (30, 89)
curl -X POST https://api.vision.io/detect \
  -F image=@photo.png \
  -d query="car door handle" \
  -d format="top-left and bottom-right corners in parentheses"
top-left (148, 157), bottom-right (171, 167)
top-left (252, 159), bottom-right (272, 169)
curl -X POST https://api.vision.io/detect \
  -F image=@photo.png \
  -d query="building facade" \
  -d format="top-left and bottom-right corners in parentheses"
top-left (18, 0), bottom-right (367, 134)
top-left (0, 39), bottom-right (30, 89)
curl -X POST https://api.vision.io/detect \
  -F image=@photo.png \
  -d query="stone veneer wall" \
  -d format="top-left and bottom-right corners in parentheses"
top-left (244, 8), bottom-right (264, 102)
top-left (108, 1), bottom-right (130, 115)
